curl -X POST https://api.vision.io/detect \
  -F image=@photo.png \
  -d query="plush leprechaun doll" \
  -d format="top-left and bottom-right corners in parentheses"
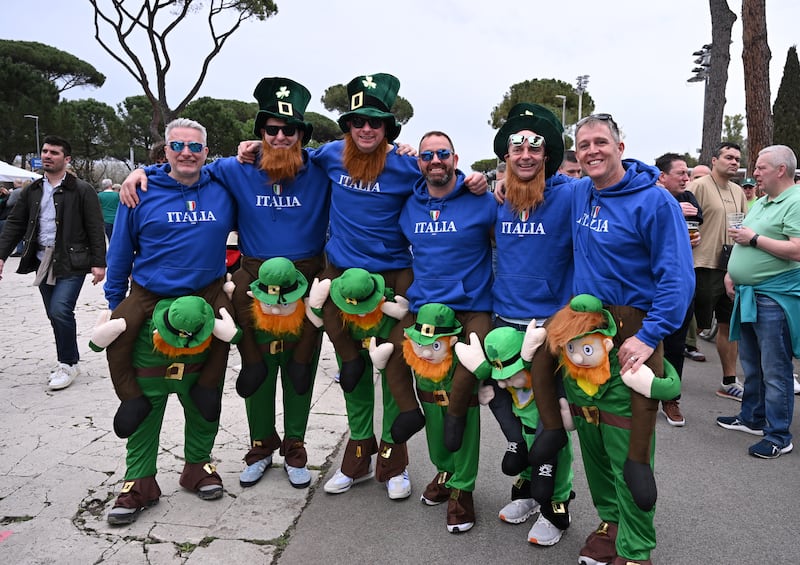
top-left (306, 268), bottom-right (412, 499)
top-left (543, 294), bottom-right (680, 565)
top-left (370, 303), bottom-right (480, 533)
top-left (90, 295), bottom-right (241, 526)
top-left (457, 322), bottom-right (576, 546)
top-left (237, 257), bottom-right (319, 490)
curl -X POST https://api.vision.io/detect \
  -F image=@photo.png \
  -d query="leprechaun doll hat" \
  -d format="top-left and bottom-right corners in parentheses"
top-left (330, 268), bottom-right (386, 315)
top-left (152, 296), bottom-right (215, 349)
top-left (484, 326), bottom-right (528, 381)
top-left (253, 77), bottom-right (314, 145)
top-left (493, 102), bottom-right (564, 178)
top-left (404, 303), bottom-right (462, 346)
top-left (249, 257), bottom-right (309, 306)
top-left (337, 73), bottom-right (402, 142)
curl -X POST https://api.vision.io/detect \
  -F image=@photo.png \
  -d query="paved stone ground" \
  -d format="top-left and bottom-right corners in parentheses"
top-left (0, 256), bottom-right (348, 564)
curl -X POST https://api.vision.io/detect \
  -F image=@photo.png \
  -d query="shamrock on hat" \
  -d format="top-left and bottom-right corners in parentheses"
top-left (337, 73), bottom-right (402, 142)
top-left (493, 102), bottom-right (565, 178)
top-left (253, 77), bottom-right (314, 145)
top-left (249, 257), bottom-right (309, 306)
top-left (484, 326), bottom-right (529, 382)
top-left (404, 303), bottom-right (462, 346)
top-left (152, 296), bottom-right (215, 349)
top-left (330, 268), bottom-right (386, 315)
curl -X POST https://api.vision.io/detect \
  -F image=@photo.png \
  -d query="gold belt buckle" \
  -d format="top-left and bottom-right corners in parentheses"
top-left (165, 362), bottom-right (185, 380)
top-left (361, 338), bottom-right (371, 349)
top-left (433, 390), bottom-right (450, 407)
top-left (269, 340), bottom-right (284, 355)
top-left (582, 405), bottom-right (600, 426)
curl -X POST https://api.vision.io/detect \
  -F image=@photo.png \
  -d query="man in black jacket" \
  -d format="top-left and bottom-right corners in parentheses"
top-left (0, 135), bottom-right (106, 390)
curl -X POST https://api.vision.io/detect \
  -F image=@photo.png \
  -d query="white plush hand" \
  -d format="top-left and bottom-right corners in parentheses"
top-left (454, 332), bottom-right (487, 373)
top-left (621, 364), bottom-right (656, 398)
top-left (477, 383), bottom-right (495, 405)
top-left (308, 278), bottom-right (331, 309)
top-left (521, 319), bottom-right (547, 362)
top-left (212, 307), bottom-right (238, 343)
top-left (305, 297), bottom-right (324, 328)
top-left (368, 338), bottom-right (394, 370)
top-left (381, 295), bottom-right (409, 320)
top-left (559, 397), bottom-right (576, 431)
top-left (223, 273), bottom-right (235, 302)
top-left (90, 310), bottom-right (127, 349)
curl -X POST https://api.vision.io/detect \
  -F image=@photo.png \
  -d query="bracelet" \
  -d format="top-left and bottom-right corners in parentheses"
top-left (749, 234), bottom-right (760, 247)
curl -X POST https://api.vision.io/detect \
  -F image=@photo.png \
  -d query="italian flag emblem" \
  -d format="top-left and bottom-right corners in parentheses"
top-left (273, 183), bottom-right (282, 195)
top-left (430, 210), bottom-right (440, 221)
top-left (185, 201), bottom-right (197, 212)
top-left (519, 210), bottom-right (529, 222)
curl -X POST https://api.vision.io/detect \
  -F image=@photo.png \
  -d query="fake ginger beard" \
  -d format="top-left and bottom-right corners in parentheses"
top-left (343, 135), bottom-right (388, 186)
top-left (251, 299), bottom-right (305, 337)
top-left (504, 159), bottom-right (546, 216)
top-left (259, 139), bottom-right (304, 182)
top-left (560, 348), bottom-right (612, 392)
top-left (152, 332), bottom-right (212, 357)
top-left (402, 339), bottom-right (454, 383)
top-left (339, 299), bottom-right (385, 331)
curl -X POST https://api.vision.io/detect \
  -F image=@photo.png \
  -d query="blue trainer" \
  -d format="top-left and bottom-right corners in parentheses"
top-left (239, 455), bottom-right (272, 487)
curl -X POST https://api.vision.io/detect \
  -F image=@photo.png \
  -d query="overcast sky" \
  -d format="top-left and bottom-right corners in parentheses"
top-left (4, 0), bottom-right (798, 170)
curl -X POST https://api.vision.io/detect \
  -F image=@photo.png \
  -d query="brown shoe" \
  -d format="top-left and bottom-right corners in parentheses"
top-left (446, 489), bottom-right (475, 534)
top-left (180, 462), bottom-right (224, 500)
top-left (579, 521), bottom-right (618, 564)
top-left (661, 400), bottom-right (686, 427)
top-left (420, 471), bottom-right (451, 506)
top-left (107, 476), bottom-right (161, 525)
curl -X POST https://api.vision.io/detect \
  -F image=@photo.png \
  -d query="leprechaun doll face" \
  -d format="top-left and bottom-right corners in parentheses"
top-left (565, 334), bottom-right (612, 368)
top-left (409, 336), bottom-right (457, 364)
top-left (259, 300), bottom-right (299, 316)
top-left (496, 370), bottom-right (529, 390)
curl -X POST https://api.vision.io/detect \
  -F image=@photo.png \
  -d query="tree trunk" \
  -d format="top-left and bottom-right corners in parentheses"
top-left (742, 0), bottom-right (772, 174)
top-left (702, 0), bottom-right (737, 165)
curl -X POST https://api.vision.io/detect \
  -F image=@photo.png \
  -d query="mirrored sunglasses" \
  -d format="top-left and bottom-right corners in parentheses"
top-left (264, 124), bottom-right (298, 137)
top-left (419, 149), bottom-right (453, 162)
top-left (508, 134), bottom-right (545, 148)
top-left (168, 141), bottom-right (205, 153)
top-left (350, 116), bottom-right (385, 129)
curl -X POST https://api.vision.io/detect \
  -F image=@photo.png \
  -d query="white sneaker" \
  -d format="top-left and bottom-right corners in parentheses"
top-left (793, 373), bottom-right (800, 395)
top-left (323, 467), bottom-right (374, 494)
top-left (527, 513), bottom-right (566, 546)
top-left (387, 469), bottom-right (411, 500)
top-left (498, 498), bottom-right (539, 524)
top-left (49, 363), bottom-right (79, 390)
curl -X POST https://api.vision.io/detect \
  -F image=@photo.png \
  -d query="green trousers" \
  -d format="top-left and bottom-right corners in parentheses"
top-left (421, 399), bottom-right (480, 492)
top-left (342, 350), bottom-right (399, 443)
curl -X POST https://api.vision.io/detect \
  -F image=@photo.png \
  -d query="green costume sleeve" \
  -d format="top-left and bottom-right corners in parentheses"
top-left (648, 359), bottom-right (681, 400)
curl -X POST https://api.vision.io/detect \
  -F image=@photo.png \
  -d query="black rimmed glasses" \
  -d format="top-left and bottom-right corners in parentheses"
top-left (508, 134), bottom-right (545, 148)
top-left (264, 124), bottom-right (298, 137)
top-left (349, 116), bottom-right (385, 129)
top-left (168, 141), bottom-right (205, 153)
top-left (419, 149), bottom-right (453, 162)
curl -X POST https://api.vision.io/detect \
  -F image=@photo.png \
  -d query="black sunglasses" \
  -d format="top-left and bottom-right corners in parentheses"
top-left (576, 113), bottom-right (618, 131)
top-left (264, 124), bottom-right (298, 137)
top-left (349, 116), bottom-right (385, 129)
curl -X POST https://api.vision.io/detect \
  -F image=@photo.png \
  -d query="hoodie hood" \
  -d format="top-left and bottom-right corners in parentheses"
top-left (147, 163), bottom-right (213, 191)
top-left (591, 159), bottom-right (661, 197)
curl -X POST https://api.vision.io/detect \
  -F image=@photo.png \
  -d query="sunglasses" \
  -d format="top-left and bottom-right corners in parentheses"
top-left (508, 134), bottom-right (545, 148)
top-left (264, 124), bottom-right (298, 137)
top-left (349, 116), bottom-right (385, 129)
top-left (576, 113), bottom-right (618, 131)
top-left (168, 141), bottom-right (205, 153)
top-left (419, 149), bottom-right (453, 162)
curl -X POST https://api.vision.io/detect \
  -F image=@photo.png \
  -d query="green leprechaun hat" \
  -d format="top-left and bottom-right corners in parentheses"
top-left (484, 326), bottom-right (528, 381)
top-left (404, 303), bottom-right (462, 346)
top-left (253, 77), bottom-right (314, 145)
top-left (569, 294), bottom-right (617, 340)
top-left (152, 296), bottom-right (215, 349)
top-left (493, 102), bottom-right (564, 178)
top-left (337, 73), bottom-right (402, 142)
top-left (249, 257), bottom-right (309, 306)
top-left (330, 268), bottom-right (386, 315)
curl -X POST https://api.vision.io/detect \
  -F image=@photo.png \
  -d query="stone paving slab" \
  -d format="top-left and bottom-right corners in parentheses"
top-left (0, 257), bottom-right (348, 563)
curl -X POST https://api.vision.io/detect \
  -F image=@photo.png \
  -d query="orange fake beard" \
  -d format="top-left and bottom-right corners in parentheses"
top-left (561, 353), bottom-right (612, 386)
top-left (343, 135), bottom-right (387, 186)
top-left (251, 299), bottom-right (305, 337)
top-left (259, 139), bottom-right (304, 182)
top-left (402, 339), bottom-right (454, 382)
top-left (152, 331), bottom-right (212, 357)
top-left (339, 299), bottom-right (385, 331)
top-left (504, 161), bottom-right (546, 215)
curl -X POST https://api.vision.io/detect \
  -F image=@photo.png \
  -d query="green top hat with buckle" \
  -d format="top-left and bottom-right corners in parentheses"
top-left (152, 296), bottom-right (215, 349)
top-left (253, 77), bottom-right (314, 145)
top-left (493, 102), bottom-right (564, 178)
top-left (249, 257), bottom-right (309, 306)
top-left (485, 326), bottom-right (528, 381)
top-left (337, 73), bottom-right (402, 142)
top-left (404, 303), bottom-right (462, 346)
top-left (330, 268), bottom-right (386, 315)
top-left (569, 294), bottom-right (617, 340)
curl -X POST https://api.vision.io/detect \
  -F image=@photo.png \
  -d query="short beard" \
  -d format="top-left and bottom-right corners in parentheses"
top-left (505, 163), bottom-right (546, 215)
top-left (259, 140), bottom-right (303, 182)
top-left (343, 135), bottom-right (388, 185)
top-left (402, 339), bottom-right (454, 382)
top-left (250, 299), bottom-right (305, 338)
top-left (561, 354), bottom-right (612, 386)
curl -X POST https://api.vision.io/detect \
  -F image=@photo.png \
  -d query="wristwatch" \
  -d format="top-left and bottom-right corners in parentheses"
top-left (749, 234), bottom-right (760, 247)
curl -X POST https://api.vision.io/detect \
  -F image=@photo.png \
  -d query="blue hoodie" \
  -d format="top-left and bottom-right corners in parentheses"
top-left (571, 159), bottom-right (694, 347)
top-left (205, 155), bottom-right (330, 260)
top-left (400, 171), bottom-right (496, 312)
top-left (310, 140), bottom-right (417, 272)
top-left (493, 173), bottom-right (576, 321)
top-left (105, 166), bottom-right (236, 309)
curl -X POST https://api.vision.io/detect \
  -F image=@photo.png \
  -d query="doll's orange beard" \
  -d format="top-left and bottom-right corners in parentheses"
top-left (402, 339), bottom-right (454, 382)
top-left (343, 135), bottom-right (387, 185)
top-left (339, 300), bottom-right (385, 330)
top-left (152, 332), bottom-right (212, 357)
top-left (504, 162), bottom-right (546, 215)
top-left (560, 354), bottom-right (612, 386)
top-left (259, 140), bottom-right (303, 182)
top-left (251, 300), bottom-right (305, 337)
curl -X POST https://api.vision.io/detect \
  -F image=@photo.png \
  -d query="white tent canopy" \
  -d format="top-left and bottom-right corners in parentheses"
top-left (0, 160), bottom-right (41, 182)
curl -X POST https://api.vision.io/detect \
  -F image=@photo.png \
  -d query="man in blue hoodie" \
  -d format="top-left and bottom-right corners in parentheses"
top-left (104, 118), bottom-right (236, 484)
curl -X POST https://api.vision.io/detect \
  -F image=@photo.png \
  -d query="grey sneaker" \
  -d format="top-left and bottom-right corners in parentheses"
top-left (716, 416), bottom-right (763, 436)
top-left (715, 381), bottom-right (744, 401)
top-left (284, 462), bottom-right (311, 489)
top-left (239, 455), bottom-right (273, 487)
top-left (498, 498), bottom-right (539, 524)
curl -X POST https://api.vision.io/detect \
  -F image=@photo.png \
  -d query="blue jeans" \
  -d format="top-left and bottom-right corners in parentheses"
top-left (737, 294), bottom-right (795, 448)
top-left (38, 273), bottom-right (86, 365)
